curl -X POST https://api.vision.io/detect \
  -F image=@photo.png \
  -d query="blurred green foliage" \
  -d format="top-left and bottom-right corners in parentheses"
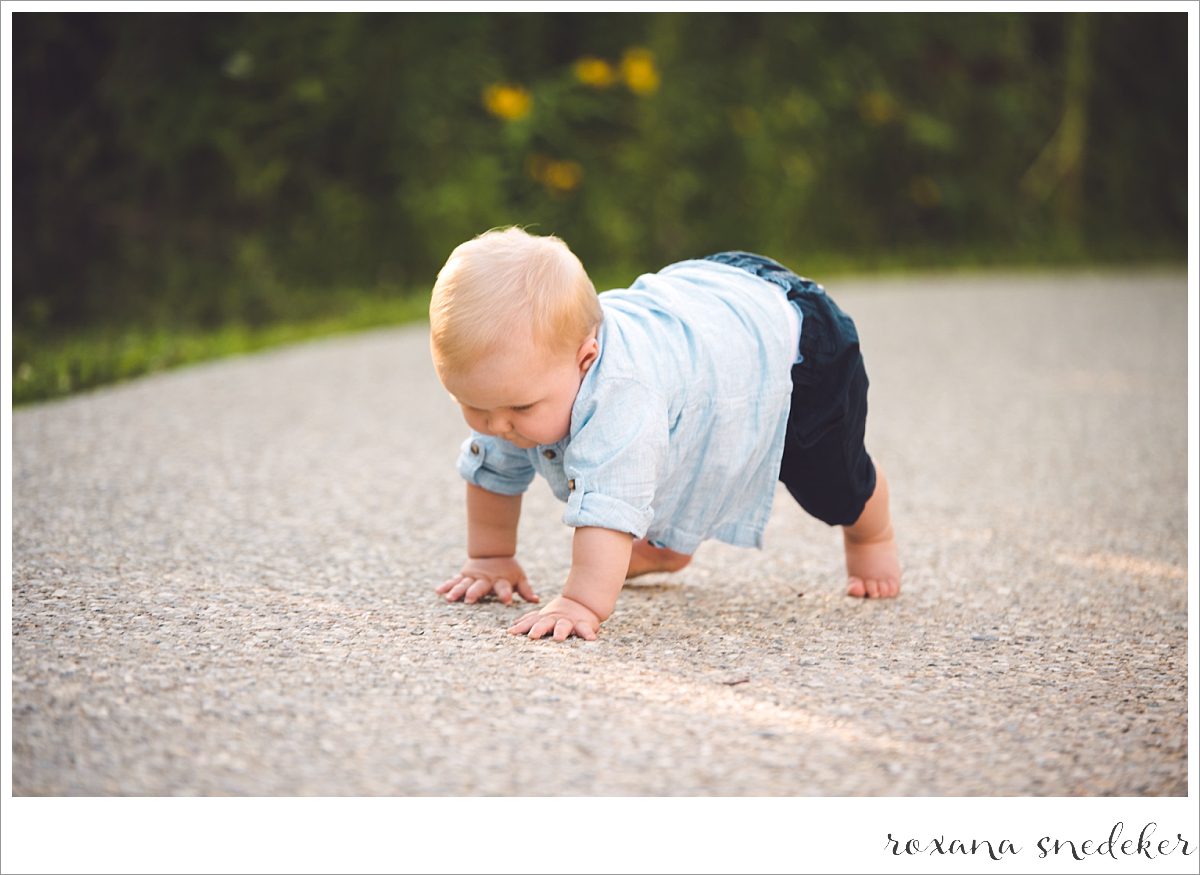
top-left (12, 12), bottom-right (1188, 402)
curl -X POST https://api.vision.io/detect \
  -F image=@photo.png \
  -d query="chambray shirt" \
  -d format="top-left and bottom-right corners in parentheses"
top-left (457, 259), bottom-right (802, 554)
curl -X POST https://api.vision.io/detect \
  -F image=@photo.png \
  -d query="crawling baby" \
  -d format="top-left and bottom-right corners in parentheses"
top-left (430, 227), bottom-right (901, 641)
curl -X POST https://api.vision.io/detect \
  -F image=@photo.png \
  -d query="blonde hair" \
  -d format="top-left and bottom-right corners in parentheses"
top-left (429, 227), bottom-right (602, 375)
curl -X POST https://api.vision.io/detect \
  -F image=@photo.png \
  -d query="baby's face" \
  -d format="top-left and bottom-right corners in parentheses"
top-left (440, 334), bottom-right (598, 449)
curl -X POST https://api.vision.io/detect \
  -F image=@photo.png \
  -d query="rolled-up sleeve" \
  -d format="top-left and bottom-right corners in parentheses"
top-left (456, 433), bottom-right (536, 496)
top-left (562, 378), bottom-right (668, 537)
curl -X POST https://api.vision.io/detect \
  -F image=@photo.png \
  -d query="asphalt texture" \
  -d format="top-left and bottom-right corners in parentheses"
top-left (11, 270), bottom-right (1189, 795)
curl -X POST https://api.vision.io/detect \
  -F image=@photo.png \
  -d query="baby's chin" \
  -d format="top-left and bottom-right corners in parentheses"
top-left (505, 434), bottom-right (561, 450)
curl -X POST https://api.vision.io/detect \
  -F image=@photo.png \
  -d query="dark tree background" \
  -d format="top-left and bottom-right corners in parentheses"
top-left (12, 12), bottom-right (1187, 337)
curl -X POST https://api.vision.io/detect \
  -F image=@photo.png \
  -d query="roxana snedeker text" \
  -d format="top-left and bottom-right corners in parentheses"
top-left (886, 822), bottom-right (1194, 861)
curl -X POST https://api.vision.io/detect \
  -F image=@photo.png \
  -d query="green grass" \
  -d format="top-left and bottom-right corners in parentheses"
top-left (12, 293), bottom-right (432, 407)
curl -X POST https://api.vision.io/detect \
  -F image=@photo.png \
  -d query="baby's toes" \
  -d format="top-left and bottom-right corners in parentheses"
top-left (869, 578), bottom-right (900, 598)
top-left (846, 576), bottom-right (867, 598)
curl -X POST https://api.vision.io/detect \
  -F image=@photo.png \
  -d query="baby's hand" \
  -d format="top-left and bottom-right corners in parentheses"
top-left (437, 556), bottom-right (539, 606)
top-left (508, 595), bottom-right (601, 641)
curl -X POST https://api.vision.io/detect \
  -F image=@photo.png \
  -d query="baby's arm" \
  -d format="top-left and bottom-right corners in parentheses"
top-left (508, 526), bottom-right (633, 641)
top-left (437, 483), bottom-right (539, 605)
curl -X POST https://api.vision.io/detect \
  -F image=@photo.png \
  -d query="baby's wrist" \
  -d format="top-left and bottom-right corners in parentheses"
top-left (562, 527), bottom-right (634, 622)
top-left (560, 583), bottom-right (614, 622)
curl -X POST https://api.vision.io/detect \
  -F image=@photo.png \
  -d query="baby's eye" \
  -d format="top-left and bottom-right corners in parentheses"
top-left (510, 403), bottom-right (535, 413)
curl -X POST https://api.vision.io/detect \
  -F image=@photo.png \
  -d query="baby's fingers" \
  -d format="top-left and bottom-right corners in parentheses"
top-left (507, 610), bottom-right (541, 636)
top-left (515, 579), bottom-right (540, 604)
top-left (527, 616), bottom-right (559, 640)
top-left (492, 578), bottom-right (513, 605)
top-left (441, 577), bottom-right (473, 602)
top-left (554, 620), bottom-right (597, 641)
top-left (435, 574), bottom-right (465, 595)
top-left (573, 622), bottom-right (598, 642)
top-left (463, 577), bottom-right (495, 604)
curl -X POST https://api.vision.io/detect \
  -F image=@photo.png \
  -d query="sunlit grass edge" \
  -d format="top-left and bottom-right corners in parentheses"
top-left (12, 293), bottom-right (431, 408)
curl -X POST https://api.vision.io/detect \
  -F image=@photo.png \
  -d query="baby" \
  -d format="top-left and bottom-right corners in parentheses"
top-left (430, 227), bottom-right (901, 641)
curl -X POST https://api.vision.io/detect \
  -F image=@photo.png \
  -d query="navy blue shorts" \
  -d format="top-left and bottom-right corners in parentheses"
top-left (702, 251), bottom-right (876, 527)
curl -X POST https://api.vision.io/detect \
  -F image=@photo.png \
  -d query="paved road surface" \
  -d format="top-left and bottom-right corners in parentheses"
top-left (11, 270), bottom-right (1189, 795)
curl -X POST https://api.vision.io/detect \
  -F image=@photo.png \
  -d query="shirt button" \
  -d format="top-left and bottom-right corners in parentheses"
top-left (543, 449), bottom-right (557, 460)
top-left (469, 442), bottom-right (480, 455)
top-left (568, 479), bottom-right (576, 491)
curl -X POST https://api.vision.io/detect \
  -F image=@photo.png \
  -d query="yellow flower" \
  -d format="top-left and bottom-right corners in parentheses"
top-left (573, 57), bottom-right (616, 89)
top-left (527, 154), bottom-right (583, 192)
top-left (620, 48), bottom-right (660, 96)
top-left (482, 83), bottom-right (533, 121)
top-left (543, 160), bottom-right (583, 192)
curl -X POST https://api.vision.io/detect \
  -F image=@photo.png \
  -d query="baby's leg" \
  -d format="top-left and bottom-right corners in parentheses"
top-left (777, 334), bottom-right (901, 597)
top-left (842, 463), bottom-right (901, 598)
top-left (626, 538), bottom-right (692, 579)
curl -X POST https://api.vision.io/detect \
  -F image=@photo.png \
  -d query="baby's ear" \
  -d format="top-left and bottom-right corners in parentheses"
top-left (577, 332), bottom-right (600, 372)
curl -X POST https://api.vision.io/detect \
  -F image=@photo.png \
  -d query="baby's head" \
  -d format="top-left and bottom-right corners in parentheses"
top-left (430, 227), bottom-right (603, 449)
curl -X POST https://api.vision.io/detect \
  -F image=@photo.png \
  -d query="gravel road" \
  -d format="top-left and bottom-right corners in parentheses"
top-left (11, 270), bottom-right (1189, 795)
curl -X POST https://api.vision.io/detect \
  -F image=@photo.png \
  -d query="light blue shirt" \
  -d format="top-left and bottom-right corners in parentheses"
top-left (457, 259), bottom-right (802, 554)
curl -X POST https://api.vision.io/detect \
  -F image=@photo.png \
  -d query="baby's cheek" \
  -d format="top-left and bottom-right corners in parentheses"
top-left (535, 412), bottom-right (571, 443)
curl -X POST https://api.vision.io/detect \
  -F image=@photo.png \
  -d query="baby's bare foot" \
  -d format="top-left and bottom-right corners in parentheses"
top-left (626, 538), bottom-right (692, 579)
top-left (843, 528), bottom-right (901, 598)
